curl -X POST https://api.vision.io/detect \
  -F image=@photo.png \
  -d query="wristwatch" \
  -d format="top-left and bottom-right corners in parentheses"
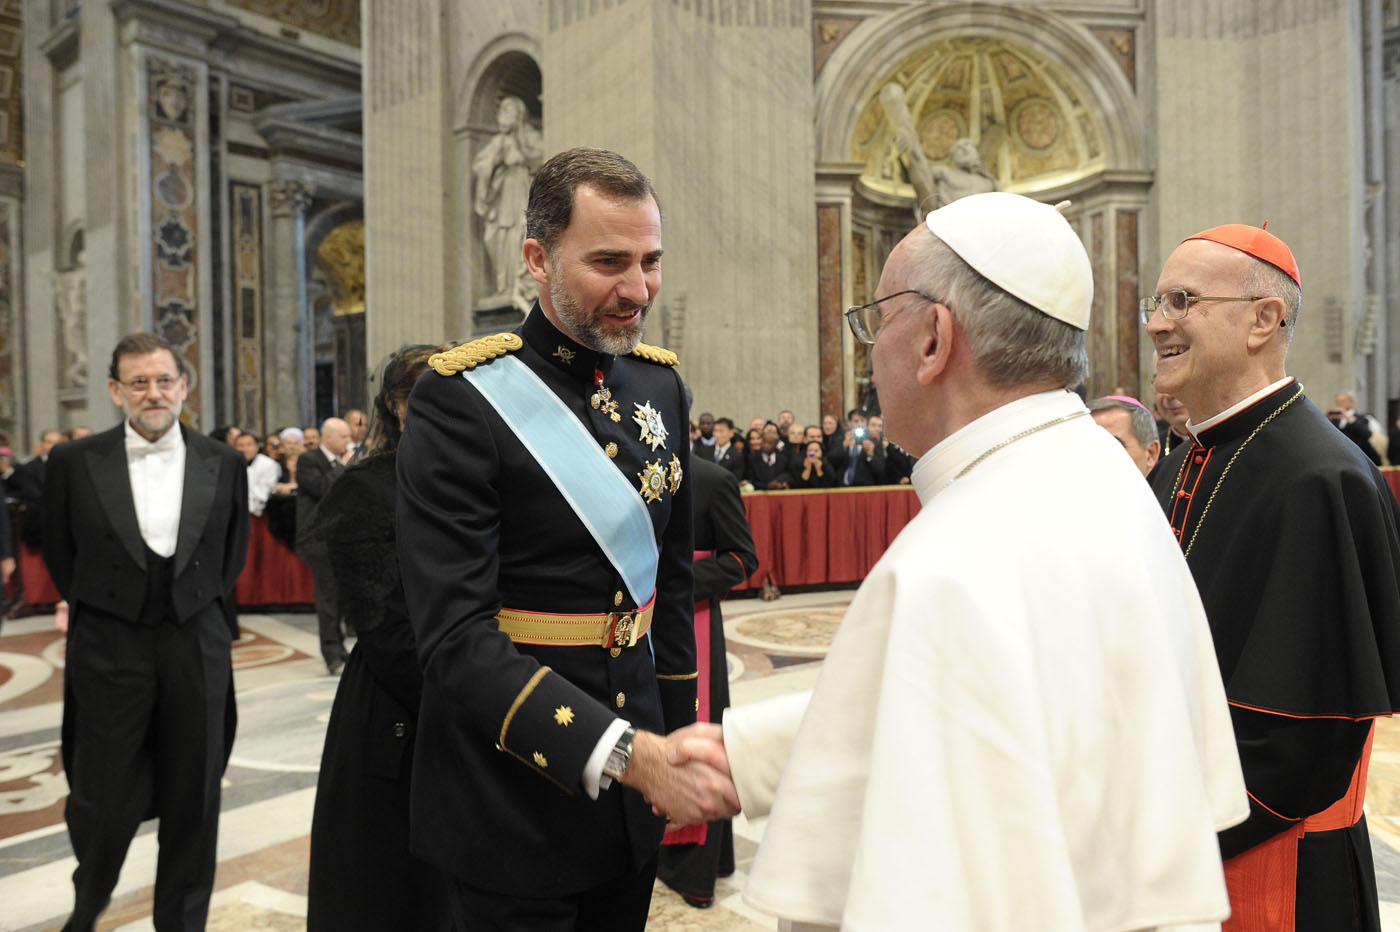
top-left (603, 725), bottom-right (637, 781)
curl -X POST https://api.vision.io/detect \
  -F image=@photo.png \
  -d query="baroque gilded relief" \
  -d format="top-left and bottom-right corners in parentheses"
top-left (223, 0), bottom-right (359, 46)
top-left (316, 220), bottom-right (365, 315)
top-left (851, 37), bottom-right (1105, 203)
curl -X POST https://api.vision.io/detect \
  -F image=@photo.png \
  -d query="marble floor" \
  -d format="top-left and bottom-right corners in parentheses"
top-left (3, 591), bottom-right (1400, 930)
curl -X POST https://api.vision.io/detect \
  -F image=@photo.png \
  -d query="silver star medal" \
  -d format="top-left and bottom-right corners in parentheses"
top-left (632, 401), bottom-right (668, 452)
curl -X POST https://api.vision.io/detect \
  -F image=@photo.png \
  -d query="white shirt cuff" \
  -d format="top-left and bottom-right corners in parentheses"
top-left (581, 717), bottom-right (631, 800)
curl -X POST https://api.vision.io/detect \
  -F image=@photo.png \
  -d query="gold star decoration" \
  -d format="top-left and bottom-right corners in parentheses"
top-left (554, 705), bottom-right (575, 727)
top-left (632, 401), bottom-right (669, 451)
top-left (638, 459), bottom-right (667, 503)
top-left (666, 454), bottom-right (683, 494)
top-left (533, 751), bottom-right (548, 768)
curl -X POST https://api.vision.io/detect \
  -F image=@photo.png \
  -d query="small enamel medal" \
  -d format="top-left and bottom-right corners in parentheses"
top-left (592, 369), bottom-right (621, 422)
top-left (638, 459), bottom-right (667, 503)
top-left (632, 401), bottom-right (668, 451)
top-left (666, 454), bottom-right (683, 493)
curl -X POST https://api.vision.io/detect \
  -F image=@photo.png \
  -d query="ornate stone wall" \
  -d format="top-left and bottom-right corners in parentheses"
top-left (0, 0), bottom-right (21, 165)
top-left (222, 0), bottom-right (359, 45)
top-left (147, 57), bottom-right (203, 421)
top-left (231, 181), bottom-right (264, 431)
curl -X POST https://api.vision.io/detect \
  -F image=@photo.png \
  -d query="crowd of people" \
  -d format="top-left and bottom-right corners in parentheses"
top-left (689, 409), bottom-right (914, 489)
top-left (23, 143), bottom-right (1400, 932)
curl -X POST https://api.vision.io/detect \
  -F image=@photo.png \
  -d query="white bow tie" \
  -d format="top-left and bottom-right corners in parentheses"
top-left (126, 429), bottom-right (177, 461)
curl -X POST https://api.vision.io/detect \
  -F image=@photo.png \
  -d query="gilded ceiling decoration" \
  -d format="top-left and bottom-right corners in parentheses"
top-left (852, 37), bottom-right (1105, 201)
top-left (317, 220), bottom-right (365, 315)
top-left (224, 0), bottom-right (359, 46)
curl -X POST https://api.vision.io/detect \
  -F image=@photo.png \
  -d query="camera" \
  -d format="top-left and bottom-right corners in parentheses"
top-left (853, 427), bottom-right (866, 440)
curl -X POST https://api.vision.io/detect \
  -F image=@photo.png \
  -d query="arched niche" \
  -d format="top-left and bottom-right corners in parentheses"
top-left (305, 201), bottom-right (365, 420)
top-left (455, 36), bottom-right (543, 327)
top-left (815, 3), bottom-right (1152, 404)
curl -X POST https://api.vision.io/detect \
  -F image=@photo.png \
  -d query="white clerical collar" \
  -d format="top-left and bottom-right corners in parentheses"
top-left (1185, 376), bottom-right (1294, 440)
top-left (124, 420), bottom-right (183, 459)
top-left (911, 389), bottom-right (1086, 504)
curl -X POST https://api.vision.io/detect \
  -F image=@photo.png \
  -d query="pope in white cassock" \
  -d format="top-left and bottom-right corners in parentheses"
top-left (672, 193), bottom-right (1248, 930)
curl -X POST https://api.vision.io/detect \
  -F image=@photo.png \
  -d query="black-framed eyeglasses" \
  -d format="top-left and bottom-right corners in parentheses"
top-left (845, 290), bottom-right (940, 345)
top-left (1139, 288), bottom-right (1261, 326)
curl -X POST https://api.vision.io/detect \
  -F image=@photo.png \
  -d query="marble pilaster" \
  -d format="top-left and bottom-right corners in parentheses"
top-left (542, 0), bottom-right (819, 423)
top-left (362, 0), bottom-right (449, 365)
top-left (1151, 0), bottom-right (1365, 408)
top-left (266, 180), bottom-right (314, 429)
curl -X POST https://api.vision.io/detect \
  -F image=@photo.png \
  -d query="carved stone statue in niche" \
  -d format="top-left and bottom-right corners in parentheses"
top-left (52, 249), bottom-right (88, 388)
top-left (879, 83), bottom-right (997, 218)
top-left (472, 96), bottom-right (543, 310)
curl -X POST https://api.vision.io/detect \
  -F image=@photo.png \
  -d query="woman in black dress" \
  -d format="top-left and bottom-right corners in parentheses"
top-left (307, 344), bottom-right (452, 932)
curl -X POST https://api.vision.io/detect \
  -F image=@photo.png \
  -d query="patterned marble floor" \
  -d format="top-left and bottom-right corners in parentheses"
top-left (3, 591), bottom-right (1400, 930)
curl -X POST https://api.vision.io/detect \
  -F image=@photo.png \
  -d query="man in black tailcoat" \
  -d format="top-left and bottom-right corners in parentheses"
top-left (42, 333), bottom-right (248, 931)
top-left (397, 147), bottom-right (737, 932)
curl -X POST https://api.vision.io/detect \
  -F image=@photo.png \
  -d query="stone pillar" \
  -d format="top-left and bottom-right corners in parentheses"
top-left (1151, 0), bottom-right (1366, 405)
top-left (362, 0), bottom-right (451, 365)
top-left (267, 180), bottom-right (314, 429)
top-left (542, 0), bottom-right (819, 423)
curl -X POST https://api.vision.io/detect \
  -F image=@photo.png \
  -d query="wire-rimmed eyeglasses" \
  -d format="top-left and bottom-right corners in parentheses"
top-left (845, 290), bottom-right (940, 345)
top-left (1139, 288), bottom-right (1261, 326)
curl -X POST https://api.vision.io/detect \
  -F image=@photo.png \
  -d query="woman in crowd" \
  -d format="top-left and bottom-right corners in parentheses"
top-left (790, 439), bottom-right (835, 489)
top-left (306, 344), bottom-right (452, 932)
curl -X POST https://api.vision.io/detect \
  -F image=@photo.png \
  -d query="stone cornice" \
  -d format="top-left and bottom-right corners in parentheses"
top-left (38, 17), bottom-right (79, 69)
top-left (111, 0), bottom-right (359, 91)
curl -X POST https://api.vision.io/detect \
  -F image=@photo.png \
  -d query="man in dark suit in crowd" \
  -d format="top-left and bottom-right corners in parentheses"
top-left (747, 429), bottom-right (792, 489)
top-left (296, 416), bottom-right (353, 674)
top-left (711, 416), bottom-right (744, 482)
top-left (6, 428), bottom-right (64, 548)
top-left (692, 411), bottom-right (716, 460)
top-left (42, 333), bottom-right (248, 931)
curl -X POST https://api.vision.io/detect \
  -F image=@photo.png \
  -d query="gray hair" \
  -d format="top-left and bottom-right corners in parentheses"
top-left (909, 234), bottom-right (1089, 389)
top-left (1242, 256), bottom-right (1301, 346)
top-left (1088, 397), bottom-right (1158, 450)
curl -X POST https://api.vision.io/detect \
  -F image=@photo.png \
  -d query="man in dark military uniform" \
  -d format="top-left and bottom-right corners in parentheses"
top-left (397, 147), bottom-right (738, 931)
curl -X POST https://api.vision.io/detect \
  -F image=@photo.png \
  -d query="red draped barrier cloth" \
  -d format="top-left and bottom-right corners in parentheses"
top-left (736, 486), bottom-right (921, 590)
top-left (1383, 467), bottom-right (1400, 505)
top-left (19, 543), bottom-right (60, 605)
top-left (20, 513), bottom-right (316, 609)
top-left (234, 513), bottom-right (315, 607)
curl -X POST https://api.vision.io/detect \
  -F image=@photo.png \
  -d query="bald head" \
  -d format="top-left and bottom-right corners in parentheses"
top-left (320, 417), bottom-right (351, 456)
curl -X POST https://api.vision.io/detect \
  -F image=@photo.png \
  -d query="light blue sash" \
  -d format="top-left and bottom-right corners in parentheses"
top-left (465, 355), bottom-right (660, 606)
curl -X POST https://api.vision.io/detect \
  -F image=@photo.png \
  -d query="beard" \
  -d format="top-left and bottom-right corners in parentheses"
top-left (124, 398), bottom-right (182, 441)
top-left (548, 268), bottom-right (650, 356)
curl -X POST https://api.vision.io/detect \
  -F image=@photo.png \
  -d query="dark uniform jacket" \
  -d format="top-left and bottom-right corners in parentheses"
top-left (397, 307), bottom-right (697, 898)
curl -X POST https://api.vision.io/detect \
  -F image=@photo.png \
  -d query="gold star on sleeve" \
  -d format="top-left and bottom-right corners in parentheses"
top-left (554, 705), bottom-right (575, 727)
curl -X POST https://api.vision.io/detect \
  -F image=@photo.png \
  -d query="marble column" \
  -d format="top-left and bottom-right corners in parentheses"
top-left (362, 0), bottom-right (451, 366)
top-left (267, 180), bottom-right (314, 429)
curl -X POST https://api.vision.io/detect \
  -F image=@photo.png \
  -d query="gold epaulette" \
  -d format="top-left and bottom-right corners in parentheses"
top-left (430, 333), bottom-right (524, 375)
top-left (630, 342), bottom-right (679, 367)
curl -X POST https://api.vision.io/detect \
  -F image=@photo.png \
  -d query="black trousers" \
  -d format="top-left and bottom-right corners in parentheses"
top-left (61, 607), bottom-right (232, 932)
top-left (306, 555), bottom-right (346, 667)
top-left (447, 854), bottom-right (658, 932)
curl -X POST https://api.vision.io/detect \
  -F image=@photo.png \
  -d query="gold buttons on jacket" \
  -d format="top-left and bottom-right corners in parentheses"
top-left (605, 442), bottom-right (618, 458)
top-left (610, 647), bottom-right (622, 658)
top-left (615, 692), bottom-right (626, 708)
top-left (613, 590), bottom-right (623, 606)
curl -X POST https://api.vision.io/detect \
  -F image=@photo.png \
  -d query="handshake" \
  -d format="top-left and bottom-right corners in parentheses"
top-left (620, 722), bottom-right (741, 828)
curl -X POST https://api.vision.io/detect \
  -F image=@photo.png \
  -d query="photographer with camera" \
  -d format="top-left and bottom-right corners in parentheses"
top-left (790, 439), bottom-right (835, 489)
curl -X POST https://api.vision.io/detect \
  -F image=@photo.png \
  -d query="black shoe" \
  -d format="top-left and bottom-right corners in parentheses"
top-left (326, 659), bottom-right (345, 676)
top-left (679, 893), bottom-right (713, 909)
